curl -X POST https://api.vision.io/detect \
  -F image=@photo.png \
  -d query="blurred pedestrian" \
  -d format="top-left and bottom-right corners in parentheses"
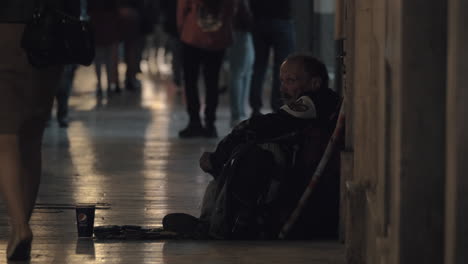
top-left (228, 0), bottom-right (254, 127)
top-left (88, 0), bottom-right (121, 96)
top-left (248, 0), bottom-right (296, 115)
top-left (118, 0), bottom-right (143, 91)
top-left (161, 0), bottom-right (184, 90)
top-left (49, 65), bottom-right (78, 128)
top-left (0, 1), bottom-right (63, 260)
top-left (177, 0), bottom-right (236, 138)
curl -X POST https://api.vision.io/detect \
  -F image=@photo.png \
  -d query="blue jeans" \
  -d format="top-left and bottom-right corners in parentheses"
top-left (228, 31), bottom-right (254, 122)
top-left (249, 19), bottom-right (296, 112)
top-left (55, 65), bottom-right (77, 121)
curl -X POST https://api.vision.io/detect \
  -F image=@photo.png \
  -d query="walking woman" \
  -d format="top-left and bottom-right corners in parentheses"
top-left (177, 0), bottom-right (236, 138)
top-left (0, 1), bottom-right (62, 261)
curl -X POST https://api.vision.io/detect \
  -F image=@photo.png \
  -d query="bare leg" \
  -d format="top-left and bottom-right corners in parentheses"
top-left (18, 119), bottom-right (46, 220)
top-left (0, 22), bottom-right (60, 261)
top-left (124, 38), bottom-right (140, 91)
top-left (94, 52), bottom-right (103, 96)
top-left (0, 134), bottom-right (33, 259)
top-left (108, 43), bottom-right (121, 93)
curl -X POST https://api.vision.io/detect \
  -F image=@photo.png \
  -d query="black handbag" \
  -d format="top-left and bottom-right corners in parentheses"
top-left (21, 1), bottom-right (95, 68)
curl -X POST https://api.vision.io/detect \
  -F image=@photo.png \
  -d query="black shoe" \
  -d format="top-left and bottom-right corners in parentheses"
top-left (179, 124), bottom-right (205, 138)
top-left (114, 85), bottom-right (122, 94)
top-left (7, 236), bottom-right (32, 261)
top-left (162, 213), bottom-right (200, 234)
top-left (108, 83), bottom-right (121, 95)
top-left (125, 78), bottom-right (141, 91)
top-left (203, 125), bottom-right (218, 138)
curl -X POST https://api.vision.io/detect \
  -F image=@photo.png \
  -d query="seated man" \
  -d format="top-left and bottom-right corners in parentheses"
top-left (163, 54), bottom-right (341, 239)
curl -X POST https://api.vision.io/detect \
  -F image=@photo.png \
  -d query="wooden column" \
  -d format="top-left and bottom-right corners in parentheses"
top-left (445, 0), bottom-right (468, 263)
top-left (392, 1), bottom-right (447, 263)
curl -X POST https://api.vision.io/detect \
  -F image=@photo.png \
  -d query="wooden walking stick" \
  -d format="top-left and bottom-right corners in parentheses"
top-left (278, 100), bottom-right (346, 239)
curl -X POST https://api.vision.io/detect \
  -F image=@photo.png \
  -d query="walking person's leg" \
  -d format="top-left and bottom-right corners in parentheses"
top-left (171, 37), bottom-right (184, 89)
top-left (56, 65), bottom-right (77, 127)
top-left (249, 28), bottom-right (270, 116)
top-left (0, 134), bottom-right (32, 260)
top-left (239, 32), bottom-right (255, 121)
top-left (123, 38), bottom-right (140, 91)
top-left (202, 49), bottom-right (225, 137)
top-left (94, 48), bottom-right (104, 97)
top-left (179, 43), bottom-right (204, 138)
top-left (228, 33), bottom-right (244, 126)
top-left (229, 31), bottom-right (254, 126)
top-left (107, 43), bottom-right (121, 94)
top-left (0, 23), bottom-right (61, 261)
top-left (270, 19), bottom-right (296, 111)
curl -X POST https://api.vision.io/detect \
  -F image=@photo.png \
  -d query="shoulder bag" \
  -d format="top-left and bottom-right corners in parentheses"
top-left (21, 0), bottom-right (95, 68)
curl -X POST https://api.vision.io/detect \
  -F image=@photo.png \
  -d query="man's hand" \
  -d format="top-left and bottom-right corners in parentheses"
top-left (199, 152), bottom-right (214, 173)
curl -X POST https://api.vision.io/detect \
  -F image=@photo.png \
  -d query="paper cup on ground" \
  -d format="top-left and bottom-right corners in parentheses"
top-left (76, 204), bottom-right (96, 237)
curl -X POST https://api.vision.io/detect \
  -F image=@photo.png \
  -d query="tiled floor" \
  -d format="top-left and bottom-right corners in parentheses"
top-left (0, 57), bottom-right (345, 263)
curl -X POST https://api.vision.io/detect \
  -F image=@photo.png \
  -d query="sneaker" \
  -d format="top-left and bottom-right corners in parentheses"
top-left (179, 124), bottom-right (205, 138)
top-left (114, 85), bottom-right (122, 94)
top-left (203, 125), bottom-right (218, 138)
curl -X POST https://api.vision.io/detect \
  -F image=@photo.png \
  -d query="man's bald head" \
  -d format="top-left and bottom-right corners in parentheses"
top-left (283, 53), bottom-right (329, 90)
top-left (279, 54), bottom-right (329, 104)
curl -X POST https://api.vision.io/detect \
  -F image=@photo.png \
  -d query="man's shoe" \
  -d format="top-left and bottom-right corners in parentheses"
top-left (179, 124), bottom-right (204, 138)
top-left (203, 125), bottom-right (218, 138)
top-left (162, 213), bottom-right (200, 234)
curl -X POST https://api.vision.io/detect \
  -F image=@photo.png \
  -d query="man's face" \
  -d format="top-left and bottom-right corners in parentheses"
top-left (279, 61), bottom-right (312, 104)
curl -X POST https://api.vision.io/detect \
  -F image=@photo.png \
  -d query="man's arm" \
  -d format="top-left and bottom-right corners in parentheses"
top-left (202, 112), bottom-right (311, 175)
top-left (202, 120), bottom-right (254, 175)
